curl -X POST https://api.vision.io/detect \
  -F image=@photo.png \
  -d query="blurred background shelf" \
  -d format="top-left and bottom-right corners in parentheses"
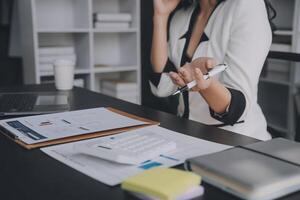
top-left (258, 0), bottom-right (300, 139)
top-left (93, 28), bottom-right (138, 33)
top-left (94, 65), bottom-right (137, 73)
top-left (18, 0), bottom-right (141, 104)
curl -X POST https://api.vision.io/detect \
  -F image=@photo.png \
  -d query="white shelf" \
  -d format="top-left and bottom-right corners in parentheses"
top-left (94, 65), bottom-right (137, 73)
top-left (274, 30), bottom-right (294, 36)
top-left (19, 0), bottom-right (141, 104)
top-left (259, 0), bottom-right (300, 138)
top-left (93, 28), bottom-right (138, 33)
top-left (37, 29), bottom-right (90, 33)
top-left (35, 0), bottom-right (90, 30)
top-left (270, 43), bottom-right (292, 52)
top-left (260, 71), bottom-right (290, 86)
top-left (40, 68), bottom-right (91, 77)
top-left (94, 32), bottom-right (138, 66)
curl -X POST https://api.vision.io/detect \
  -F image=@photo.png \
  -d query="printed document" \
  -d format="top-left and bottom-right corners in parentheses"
top-left (0, 108), bottom-right (148, 144)
top-left (42, 126), bottom-right (232, 186)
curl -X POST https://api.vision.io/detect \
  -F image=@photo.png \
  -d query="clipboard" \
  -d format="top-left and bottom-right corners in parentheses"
top-left (0, 107), bottom-right (159, 149)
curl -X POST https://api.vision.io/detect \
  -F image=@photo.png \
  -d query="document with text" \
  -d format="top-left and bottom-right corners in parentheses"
top-left (0, 108), bottom-right (149, 144)
top-left (42, 126), bottom-right (232, 186)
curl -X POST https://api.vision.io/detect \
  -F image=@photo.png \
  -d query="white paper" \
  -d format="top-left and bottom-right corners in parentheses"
top-left (0, 108), bottom-right (148, 144)
top-left (41, 126), bottom-right (232, 186)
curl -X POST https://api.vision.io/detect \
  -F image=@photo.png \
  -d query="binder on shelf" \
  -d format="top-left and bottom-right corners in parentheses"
top-left (0, 107), bottom-right (159, 150)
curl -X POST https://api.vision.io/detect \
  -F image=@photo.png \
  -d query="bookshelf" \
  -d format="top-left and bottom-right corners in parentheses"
top-left (258, 0), bottom-right (300, 139)
top-left (17, 0), bottom-right (141, 104)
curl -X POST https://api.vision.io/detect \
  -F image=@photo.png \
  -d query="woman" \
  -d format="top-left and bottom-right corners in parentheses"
top-left (149, 0), bottom-right (276, 140)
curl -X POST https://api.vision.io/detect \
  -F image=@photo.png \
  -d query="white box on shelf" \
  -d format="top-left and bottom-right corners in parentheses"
top-left (94, 22), bottom-right (130, 29)
top-left (39, 46), bottom-right (75, 56)
top-left (39, 54), bottom-right (77, 64)
top-left (93, 13), bottom-right (132, 22)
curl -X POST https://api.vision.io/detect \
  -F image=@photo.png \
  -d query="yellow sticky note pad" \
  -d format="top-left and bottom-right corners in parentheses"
top-left (121, 167), bottom-right (201, 200)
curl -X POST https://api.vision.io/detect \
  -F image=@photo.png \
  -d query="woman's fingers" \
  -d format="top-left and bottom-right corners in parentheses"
top-left (205, 58), bottom-right (217, 72)
top-left (169, 72), bottom-right (186, 87)
top-left (191, 57), bottom-right (217, 74)
top-left (178, 64), bottom-right (194, 83)
top-left (193, 68), bottom-right (211, 91)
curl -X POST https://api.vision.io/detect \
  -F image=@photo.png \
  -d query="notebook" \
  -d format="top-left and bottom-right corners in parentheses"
top-left (121, 167), bottom-right (202, 200)
top-left (185, 138), bottom-right (300, 200)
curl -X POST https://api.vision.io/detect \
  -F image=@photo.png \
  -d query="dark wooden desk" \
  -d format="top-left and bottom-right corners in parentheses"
top-left (0, 84), bottom-right (299, 200)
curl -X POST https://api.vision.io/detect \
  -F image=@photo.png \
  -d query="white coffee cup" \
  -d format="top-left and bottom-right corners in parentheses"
top-left (53, 59), bottom-right (75, 90)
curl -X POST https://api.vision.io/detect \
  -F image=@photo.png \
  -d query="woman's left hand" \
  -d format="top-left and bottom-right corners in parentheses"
top-left (169, 57), bottom-right (217, 91)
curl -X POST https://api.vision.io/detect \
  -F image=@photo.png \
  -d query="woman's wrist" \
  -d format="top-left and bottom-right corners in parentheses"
top-left (197, 78), bottom-right (215, 93)
top-left (153, 14), bottom-right (169, 26)
top-left (198, 79), bottom-right (231, 114)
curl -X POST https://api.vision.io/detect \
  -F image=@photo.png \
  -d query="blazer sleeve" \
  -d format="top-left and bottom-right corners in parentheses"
top-left (149, 58), bottom-right (178, 97)
top-left (216, 0), bottom-right (272, 123)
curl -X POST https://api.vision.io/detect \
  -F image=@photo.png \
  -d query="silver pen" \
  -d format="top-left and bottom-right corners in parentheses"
top-left (172, 64), bottom-right (228, 96)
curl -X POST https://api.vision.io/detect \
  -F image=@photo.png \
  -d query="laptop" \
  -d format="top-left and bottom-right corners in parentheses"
top-left (0, 92), bottom-right (70, 116)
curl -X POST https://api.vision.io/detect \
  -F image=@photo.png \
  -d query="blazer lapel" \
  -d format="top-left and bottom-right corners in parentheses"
top-left (171, 6), bottom-right (195, 67)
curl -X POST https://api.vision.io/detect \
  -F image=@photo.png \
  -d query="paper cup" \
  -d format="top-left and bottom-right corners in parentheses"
top-left (54, 59), bottom-right (75, 90)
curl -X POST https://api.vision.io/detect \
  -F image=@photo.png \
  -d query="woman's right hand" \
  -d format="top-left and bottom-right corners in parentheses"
top-left (153, 0), bottom-right (181, 16)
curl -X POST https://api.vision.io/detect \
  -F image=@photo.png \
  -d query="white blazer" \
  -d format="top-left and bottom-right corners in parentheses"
top-left (150, 0), bottom-right (272, 140)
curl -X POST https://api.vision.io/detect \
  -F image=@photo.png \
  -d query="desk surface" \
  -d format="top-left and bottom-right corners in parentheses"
top-left (0, 84), bottom-right (299, 200)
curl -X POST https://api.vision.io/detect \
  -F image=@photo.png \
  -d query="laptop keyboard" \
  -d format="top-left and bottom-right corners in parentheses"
top-left (0, 94), bottom-right (37, 112)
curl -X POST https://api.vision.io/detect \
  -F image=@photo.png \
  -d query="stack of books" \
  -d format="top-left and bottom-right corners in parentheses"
top-left (38, 46), bottom-right (77, 72)
top-left (101, 80), bottom-right (138, 103)
top-left (93, 13), bottom-right (132, 29)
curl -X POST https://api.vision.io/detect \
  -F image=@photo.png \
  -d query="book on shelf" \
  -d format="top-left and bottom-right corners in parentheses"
top-left (39, 46), bottom-right (75, 56)
top-left (93, 13), bottom-right (132, 22)
top-left (39, 54), bottom-right (77, 65)
top-left (94, 22), bottom-right (130, 29)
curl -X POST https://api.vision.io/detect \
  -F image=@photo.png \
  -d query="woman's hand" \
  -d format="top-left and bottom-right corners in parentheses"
top-left (169, 58), bottom-right (217, 91)
top-left (153, 0), bottom-right (181, 17)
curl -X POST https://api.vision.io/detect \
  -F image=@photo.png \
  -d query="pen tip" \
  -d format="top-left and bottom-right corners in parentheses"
top-left (172, 91), bottom-right (180, 96)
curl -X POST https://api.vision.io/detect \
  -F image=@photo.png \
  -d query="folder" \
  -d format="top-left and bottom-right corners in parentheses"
top-left (0, 107), bottom-right (159, 150)
top-left (186, 138), bottom-right (300, 200)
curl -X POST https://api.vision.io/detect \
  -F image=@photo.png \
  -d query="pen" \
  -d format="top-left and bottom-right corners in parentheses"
top-left (172, 64), bottom-right (228, 96)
